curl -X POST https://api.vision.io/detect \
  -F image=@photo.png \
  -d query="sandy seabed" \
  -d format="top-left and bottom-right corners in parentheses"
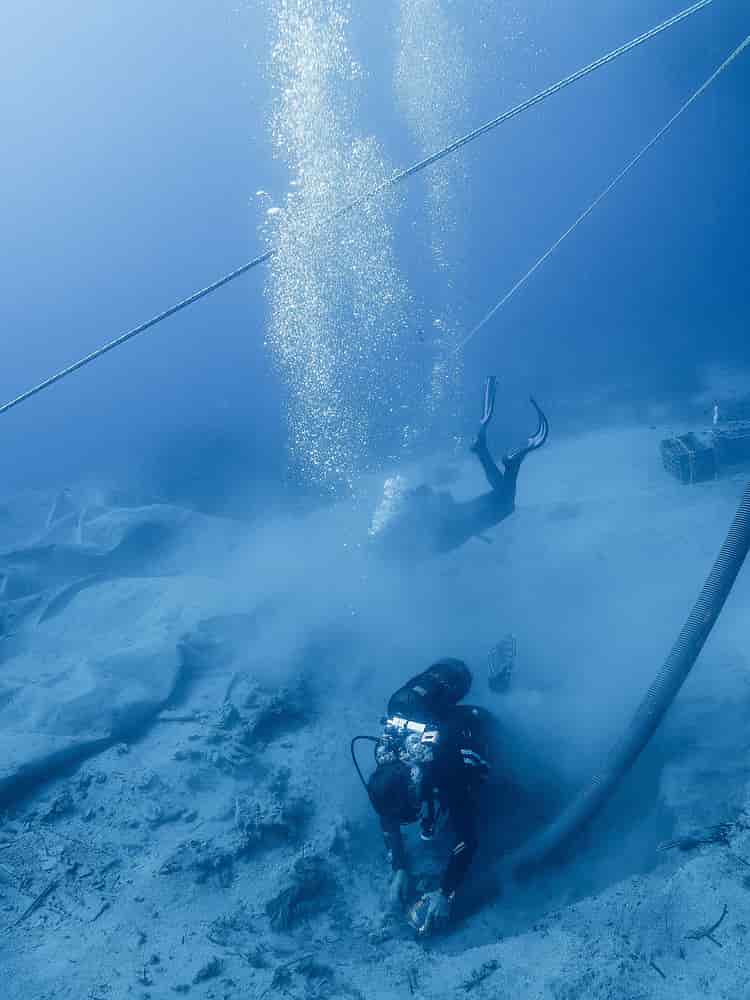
top-left (2, 423), bottom-right (750, 999)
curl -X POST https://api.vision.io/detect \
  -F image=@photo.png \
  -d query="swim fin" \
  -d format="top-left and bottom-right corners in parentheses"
top-left (479, 375), bottom-right (498, 430)
top-left (504, 397), bottom-right (549, 465)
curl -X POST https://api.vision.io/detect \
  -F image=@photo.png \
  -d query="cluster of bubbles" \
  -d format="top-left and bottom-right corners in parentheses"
top-left (263, 0), bottom-right (417, 491)
top-left (394, 0), bottom-right (471, 443)
top-left (394, 0), bottom-right (470, 268)
top-left (368, 474), bottom-right (409, 538)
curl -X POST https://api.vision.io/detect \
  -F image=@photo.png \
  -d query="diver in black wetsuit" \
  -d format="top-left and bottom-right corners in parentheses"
top-left (435, 376), bottom-right (549, 551)
top-left (369, 377), bottom-right (549, 557)
top-left (365, 660), bottom-right (491, 936)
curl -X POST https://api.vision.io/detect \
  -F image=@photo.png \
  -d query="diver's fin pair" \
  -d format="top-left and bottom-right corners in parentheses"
top-left (475, 377), bottom-right (548, 462)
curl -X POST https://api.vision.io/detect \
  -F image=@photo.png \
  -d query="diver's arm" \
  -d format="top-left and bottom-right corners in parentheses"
top-left (440, 800), bottom-right (479, 895)
top-left (470, 376), bottom-right (506, 492)
top-left (381, 817), bottom-right (410, 907)
top-left (380, 816), bottom-right (407, 872)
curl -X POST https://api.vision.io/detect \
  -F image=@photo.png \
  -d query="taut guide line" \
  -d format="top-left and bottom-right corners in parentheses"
top-left (0, 0), bottom-right (714, 418)
top-left (456, 31), bottom-right (750, 353)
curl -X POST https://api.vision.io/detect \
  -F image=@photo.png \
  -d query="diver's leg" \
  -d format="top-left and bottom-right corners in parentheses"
top-left (486, 396), bottom-right (549, 506)
top-left (470, 377), bottom-right (505, 491)
top-left (473, 438), bottom-right (506, 492)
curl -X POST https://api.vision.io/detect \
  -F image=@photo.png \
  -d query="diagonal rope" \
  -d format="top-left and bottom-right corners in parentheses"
top-left (0, 249), bottom-right (275, 418)
top-left (364, 0), bottom-right (712, 195)
top-left (456, 31), bottom-right (750, 354)
top-left (0, 0), bottom-right (713, 418)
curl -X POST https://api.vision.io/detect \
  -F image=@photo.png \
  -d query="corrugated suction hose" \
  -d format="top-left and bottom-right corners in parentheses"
top-left (506, 480), bottom-right (750, 877)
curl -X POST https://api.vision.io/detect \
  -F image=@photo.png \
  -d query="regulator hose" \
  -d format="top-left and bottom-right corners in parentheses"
top-left (506, 480), bottom-right (750, 877)
top-left (351, 735), bottom-right (380, 803)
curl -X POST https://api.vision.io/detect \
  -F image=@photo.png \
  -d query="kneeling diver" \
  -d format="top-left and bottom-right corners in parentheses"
top-left (352, 659), bottom-right (491, 936)
top-left (369, 377), bottom-right (549, 556)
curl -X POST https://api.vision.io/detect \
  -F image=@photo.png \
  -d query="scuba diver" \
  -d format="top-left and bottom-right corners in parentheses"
top-left (353, 659), bottom-right (492, 937)
top-left (368, 377), bottom-right (549, 557)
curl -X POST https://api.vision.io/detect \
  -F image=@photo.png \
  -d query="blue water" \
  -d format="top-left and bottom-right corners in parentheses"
top-left (3, 7), bottom-right (750, 992)
top-left (2, 0), bottom-right (747, 501)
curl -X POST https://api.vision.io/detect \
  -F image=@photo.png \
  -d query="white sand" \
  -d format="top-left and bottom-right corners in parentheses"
top-left (2, 424), bottom-right (749, 999)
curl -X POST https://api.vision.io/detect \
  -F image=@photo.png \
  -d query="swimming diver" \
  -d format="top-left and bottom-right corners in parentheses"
top-left (360, 659), bottom-right (492, 937)
top-left (369, 377), bottom-right (549, 556)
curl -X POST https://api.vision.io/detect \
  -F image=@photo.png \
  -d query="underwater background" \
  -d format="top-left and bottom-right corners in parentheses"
top-left (2, 2), bottom-right (750, 998)
top-left (2, 0), bottom-right (749, 498)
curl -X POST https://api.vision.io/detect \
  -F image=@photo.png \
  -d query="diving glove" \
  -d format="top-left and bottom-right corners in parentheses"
top-left (407, 889), bottom-right (453, 936)
top-left (389, 868), bottom-right (409, 909)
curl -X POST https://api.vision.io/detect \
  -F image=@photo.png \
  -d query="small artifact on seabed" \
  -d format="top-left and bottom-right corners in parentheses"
top-left (660, 416), bottom-right (750, 485)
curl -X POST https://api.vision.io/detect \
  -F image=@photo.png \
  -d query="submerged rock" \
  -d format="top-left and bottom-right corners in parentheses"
top-left (192, 956), bottom-right (223, 984)
top-left (265, 853), bottom-right (332, 931)
top-left (234, 788), bottom-right (312, 845)
top-left (207, 904), bottom-right (258, 951)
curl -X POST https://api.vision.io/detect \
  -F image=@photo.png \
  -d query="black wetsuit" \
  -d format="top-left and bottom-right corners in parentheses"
top-left (371, 437), bottom-right (524, 558)
top-left (370, 393), bottom-right (547, 559)
top-left (380, 706), bottom-right (490, 894)
top-left (430, 438), bottom-right (523, 553)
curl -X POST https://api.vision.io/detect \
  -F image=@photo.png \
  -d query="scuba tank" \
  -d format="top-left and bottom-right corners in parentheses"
top-left (387, 658), bottom-right (471, 723)
top-left (351, 659), bottom-right (472, 837)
